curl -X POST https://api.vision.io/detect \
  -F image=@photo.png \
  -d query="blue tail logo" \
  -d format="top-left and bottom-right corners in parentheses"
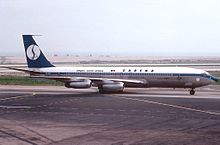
top-left (22, 35), bottom-right (54, 68)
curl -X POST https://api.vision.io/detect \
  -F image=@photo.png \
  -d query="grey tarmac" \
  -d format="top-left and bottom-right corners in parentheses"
top-left (0, 85), bottom-right (220, 145)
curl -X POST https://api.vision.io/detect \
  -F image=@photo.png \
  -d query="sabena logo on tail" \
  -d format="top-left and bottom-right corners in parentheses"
top-left (26, 44), bottom-right (41, 60)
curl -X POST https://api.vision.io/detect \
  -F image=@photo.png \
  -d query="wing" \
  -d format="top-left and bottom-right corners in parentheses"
top-left (30, 75), bottom-right (147, 87)
top-left (5, 67), bottom-right (148, 87)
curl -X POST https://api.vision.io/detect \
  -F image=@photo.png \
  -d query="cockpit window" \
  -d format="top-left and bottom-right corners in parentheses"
top-left (201, 73), bottom-right (208, 77)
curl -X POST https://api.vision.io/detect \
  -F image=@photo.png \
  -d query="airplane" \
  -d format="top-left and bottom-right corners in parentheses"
top-left (7, 35), bottom-right (218, 95)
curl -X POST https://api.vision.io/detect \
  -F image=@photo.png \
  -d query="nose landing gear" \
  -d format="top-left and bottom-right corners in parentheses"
top-left (189, 89), bottom-right (195, 95)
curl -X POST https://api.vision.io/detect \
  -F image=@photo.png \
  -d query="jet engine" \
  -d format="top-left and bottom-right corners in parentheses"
top-left (65, 79), bottom-right (91, 89)
top-left (98, 82), bottom-right (124, 93)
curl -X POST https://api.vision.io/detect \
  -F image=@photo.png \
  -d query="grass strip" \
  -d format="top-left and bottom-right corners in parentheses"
top-left (0, 76), bottom-right (63, 86)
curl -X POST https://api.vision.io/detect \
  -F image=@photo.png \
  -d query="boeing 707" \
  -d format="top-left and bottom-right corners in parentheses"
top-left (7, 35), bottom-right (218, 95)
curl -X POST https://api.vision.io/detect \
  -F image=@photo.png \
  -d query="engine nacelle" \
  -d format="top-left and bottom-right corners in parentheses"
top-left (99, 82), bottom-right (124, 93)
top-left (65, 80), bottom-right (91, 89)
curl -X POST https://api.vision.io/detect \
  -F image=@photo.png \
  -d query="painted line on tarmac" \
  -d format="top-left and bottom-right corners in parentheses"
top-left (116, 96), bottom-right (220, 116)
top-left (119, 93), bottom-right (220, 99)
top-left (0, 105), bottom-right (32, 109)
top-left (0, 93), bottom-right (36, 101)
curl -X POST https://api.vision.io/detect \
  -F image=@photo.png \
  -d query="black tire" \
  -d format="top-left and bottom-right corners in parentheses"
top-left (190, 90), bottom-right (195, 95)
top-left (98, 89), bottom-right (106, 94)
top-left (98, 89), bottom-right (123, 94)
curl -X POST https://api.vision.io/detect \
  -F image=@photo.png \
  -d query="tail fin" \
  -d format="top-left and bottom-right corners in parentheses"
top-left (22, 35), bottom-right (54, 68)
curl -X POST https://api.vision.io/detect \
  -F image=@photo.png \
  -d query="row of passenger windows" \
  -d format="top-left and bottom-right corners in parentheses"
top-left (46, 72), bottom-right (204, 77)
top-left (47, 72), bottom-right (174, 76)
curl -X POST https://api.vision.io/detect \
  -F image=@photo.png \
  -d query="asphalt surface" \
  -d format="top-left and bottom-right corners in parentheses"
top-left (0, 85), bottom-right (220, 145)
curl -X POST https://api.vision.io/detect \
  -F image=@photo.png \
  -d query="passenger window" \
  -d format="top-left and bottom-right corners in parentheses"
top-left (145, 70), bottom-right (148, 72)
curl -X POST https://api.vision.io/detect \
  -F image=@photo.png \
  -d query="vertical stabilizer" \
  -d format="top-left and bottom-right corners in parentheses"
top-left (22, 35), bottom-right (54, 68)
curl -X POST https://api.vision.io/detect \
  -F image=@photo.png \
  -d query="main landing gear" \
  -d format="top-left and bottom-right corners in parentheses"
top-left (189, 89), bottom-right (195, 95)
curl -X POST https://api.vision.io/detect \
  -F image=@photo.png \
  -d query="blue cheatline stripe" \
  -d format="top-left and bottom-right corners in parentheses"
top-left (42, 72), bottom-right (217, 81)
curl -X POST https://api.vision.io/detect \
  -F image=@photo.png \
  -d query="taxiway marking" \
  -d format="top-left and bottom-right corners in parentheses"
top-left (116, 96), bottom-right (220, 116)
top-left (119, 93), bottom-right (220, 99)
top-left (0, 94), bottom-right (35, 101)
top-left (0, 105), bottom-right (32, 109)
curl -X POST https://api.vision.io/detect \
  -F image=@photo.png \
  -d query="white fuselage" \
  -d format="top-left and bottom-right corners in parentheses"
top-left (30, 66), bottom-right (216, 89)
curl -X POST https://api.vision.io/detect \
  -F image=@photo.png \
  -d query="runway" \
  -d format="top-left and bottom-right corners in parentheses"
top-left (0, 85), bottom-right (220, 145)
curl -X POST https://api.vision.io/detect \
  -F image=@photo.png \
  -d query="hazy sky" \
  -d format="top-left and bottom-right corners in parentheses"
top-left (1, 0), bottom-right (220, 56)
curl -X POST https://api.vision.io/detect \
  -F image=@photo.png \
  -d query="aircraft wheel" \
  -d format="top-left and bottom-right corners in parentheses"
top-left (98, 88), bottom-right (123, 94)
top-left (98, 89), bottom-right (106, 94)
top-left (190, 89), bottom-right (195, 95)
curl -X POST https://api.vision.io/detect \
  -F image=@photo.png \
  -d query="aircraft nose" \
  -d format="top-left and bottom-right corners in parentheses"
top-left (210, 75), bottom-right (218, 83)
